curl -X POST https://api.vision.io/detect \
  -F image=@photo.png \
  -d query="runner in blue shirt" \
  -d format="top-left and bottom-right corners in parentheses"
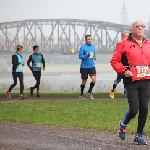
top-left (79, 35), bottom-right (96, 100)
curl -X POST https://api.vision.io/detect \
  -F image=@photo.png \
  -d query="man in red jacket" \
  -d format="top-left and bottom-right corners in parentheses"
top-left (110, 21), bottom-right (150, 145)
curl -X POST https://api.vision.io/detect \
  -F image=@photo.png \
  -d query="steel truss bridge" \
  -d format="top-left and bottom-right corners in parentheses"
top-left (0, 19), bottom-right (150, 54)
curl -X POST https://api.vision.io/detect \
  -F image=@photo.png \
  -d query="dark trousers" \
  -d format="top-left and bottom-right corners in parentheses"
top-left (123, 80), bottom-right (150, 134)
top-left (32, 71), bottom-right (41, 90)
top-left (9, 72), bottom-right (24, 94)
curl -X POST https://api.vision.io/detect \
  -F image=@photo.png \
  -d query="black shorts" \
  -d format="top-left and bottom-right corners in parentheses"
top-left (80, 67), bottom-right (96, 80)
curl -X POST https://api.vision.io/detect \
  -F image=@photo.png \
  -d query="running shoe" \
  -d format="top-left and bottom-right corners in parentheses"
top-left (20, 94), bottom-right (27, 100)
top-left (109, 89), bottom-right (114, 99)
top-left (37, 95), bottom-right (41, 98)
top-left (7, 91), bottom-right (12, 99)
top-left (30, 87), bottom-right (34, 96)
top-left (87, 93), bottom-right (94, 100)
top-left (79, 95), bottom-right (85, 101)
top-left (133, 134), bottom-right (147, 145)
top-left (118, 120), bottom-right (127, 140)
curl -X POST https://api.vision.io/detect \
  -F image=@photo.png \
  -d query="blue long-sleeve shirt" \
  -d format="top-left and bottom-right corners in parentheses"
top-left (79, 43), bottom-right (96, 68)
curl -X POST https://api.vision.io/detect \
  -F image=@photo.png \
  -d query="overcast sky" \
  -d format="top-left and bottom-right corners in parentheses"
top-left (0, 0), bottom-right (150, 25)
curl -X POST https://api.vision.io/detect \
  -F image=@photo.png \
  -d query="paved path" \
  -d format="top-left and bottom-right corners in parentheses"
top-left (0, 122), bottom-right (150, 150)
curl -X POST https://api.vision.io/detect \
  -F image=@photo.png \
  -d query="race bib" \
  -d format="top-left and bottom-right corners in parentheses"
top-left (35, 63), bottom-right (42, 68)
top-left (136, 66), bottom-right (150, 77)
top-left (18, 64), bottom-right (23, 70)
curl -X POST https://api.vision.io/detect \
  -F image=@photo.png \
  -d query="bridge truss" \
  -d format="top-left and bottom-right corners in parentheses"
top-left (0, 19), bottom-right (150, 53)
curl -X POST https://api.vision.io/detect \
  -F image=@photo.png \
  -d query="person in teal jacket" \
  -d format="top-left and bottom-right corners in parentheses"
top-left (7, 45), bottom-right (26, 100)
top-left (27, 45), bottom-right (45, 98)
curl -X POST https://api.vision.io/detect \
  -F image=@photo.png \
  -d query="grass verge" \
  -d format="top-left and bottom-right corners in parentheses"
top-left (0, 99), bottom-right (150, 136)
top-left (0, 89), bottom-right (125, 98)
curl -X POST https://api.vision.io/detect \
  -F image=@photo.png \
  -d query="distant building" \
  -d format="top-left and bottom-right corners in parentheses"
top-left (121, 0), bottom-right (128, 25)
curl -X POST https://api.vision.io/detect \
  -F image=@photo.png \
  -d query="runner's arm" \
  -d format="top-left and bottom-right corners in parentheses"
top-left (93, 45), bottom-right (96, 60)
top-left (110, 43), bottom-right (126, 74)
top-left (27, 55), bottom-right (32, 71)
top-left (41, 54), bottom-right (45, 68)
top-left (79, 46), bottom-right (90, 59)
top-left (12, 55), bottom-right (19, 65)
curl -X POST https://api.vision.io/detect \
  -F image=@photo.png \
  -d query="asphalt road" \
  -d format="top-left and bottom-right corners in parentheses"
top-left (0, 122), bottom-right (150, 150)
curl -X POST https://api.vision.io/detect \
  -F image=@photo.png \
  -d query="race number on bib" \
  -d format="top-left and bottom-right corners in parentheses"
top-left (18, 64), bottom-right (23, 70)
top-left (136, 66), bottom-right (150, 77)
top-left (35, 63), bottom-right (42, 67)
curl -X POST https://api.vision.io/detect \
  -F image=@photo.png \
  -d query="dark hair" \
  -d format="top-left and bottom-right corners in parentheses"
top-left (33, 45), bottom-right (38, 51)
top-left (85, 35), bottom-right (92, 40)
top-left (17, 45), bottom-right (21, 51)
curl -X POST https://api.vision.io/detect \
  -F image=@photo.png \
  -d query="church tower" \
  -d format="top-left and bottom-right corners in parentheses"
top-left (121, 0), bottom-right (128, 25)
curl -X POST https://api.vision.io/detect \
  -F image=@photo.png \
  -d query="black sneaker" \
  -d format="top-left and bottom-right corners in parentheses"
top-left (133, 134), bottom-right (147, 145)
top-left (30, 87), bottom-right (34, 96)
top-left (118, 120), bottom-right (127, 140)
top-left (37, 95), bottom-right (41, 98)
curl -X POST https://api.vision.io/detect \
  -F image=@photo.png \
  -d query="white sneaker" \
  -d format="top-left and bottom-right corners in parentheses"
top-left (79, 95), bottom-right (85, 101)
top-left (87, 93), bottom-right (94, 100)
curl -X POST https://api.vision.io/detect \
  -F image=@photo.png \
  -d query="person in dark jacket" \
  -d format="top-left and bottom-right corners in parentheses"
top-left (7, 45), bottom-right (26, 100)
top-left (109, 32), bottom-right (129, 99)
top-left (27, 45), bottom-right (45, 98)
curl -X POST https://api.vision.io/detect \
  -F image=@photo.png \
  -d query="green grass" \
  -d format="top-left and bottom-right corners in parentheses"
top-left (0, 100), bottom-right (150, 135)
top-left (0, 89), bottom-right (125, 98)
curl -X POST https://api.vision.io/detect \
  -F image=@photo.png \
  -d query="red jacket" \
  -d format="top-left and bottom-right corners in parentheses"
top-left (110, 33), bottom-right (150, 82)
